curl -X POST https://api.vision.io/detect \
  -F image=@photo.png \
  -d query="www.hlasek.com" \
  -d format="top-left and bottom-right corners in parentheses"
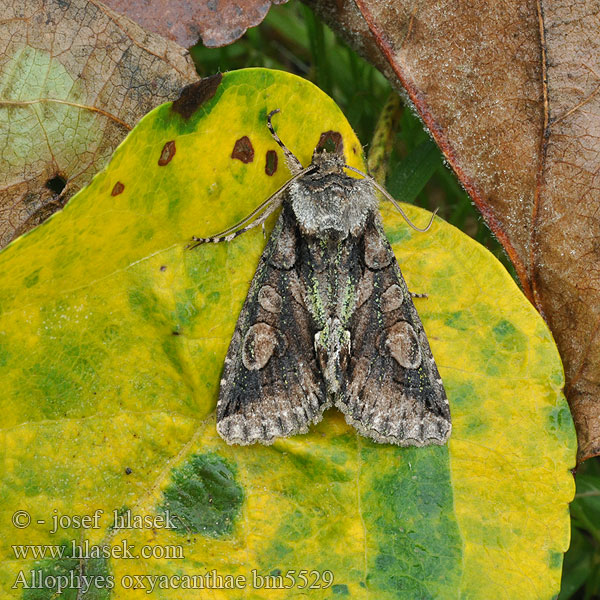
top-left (11, 508), bottom-right (335, 593)
top-left (13, 569), bottom-right (335, 594)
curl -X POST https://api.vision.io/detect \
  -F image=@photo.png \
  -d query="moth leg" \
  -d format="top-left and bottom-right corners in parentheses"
top-left (188, 202), bottom-right (279, 248)
top-left (267, 109), bottom-right (304, 175)
top-left (188, 167), bottom-right (310, 249)
top-left (410, 291), bottom-right (428, 299)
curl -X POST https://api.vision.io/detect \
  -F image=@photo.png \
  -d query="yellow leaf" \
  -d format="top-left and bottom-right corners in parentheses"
top-left (0, 68), bottom-right (575, 599)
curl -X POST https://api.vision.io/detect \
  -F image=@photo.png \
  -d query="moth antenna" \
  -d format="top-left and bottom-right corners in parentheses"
top-left (344, 164), bottom-right (438, 232)
top-left (267, 109), bottom-right (304, 175)
top-left (188, 168), bottom-right (311, 249)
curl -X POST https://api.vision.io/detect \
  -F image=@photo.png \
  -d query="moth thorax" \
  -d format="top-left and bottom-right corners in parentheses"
top-left (290, 178), bottom-right (377, 239)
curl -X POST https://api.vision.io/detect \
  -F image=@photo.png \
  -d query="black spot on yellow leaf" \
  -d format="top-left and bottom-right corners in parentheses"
top-left (171, 73), bottom-right (223, 120)
top-left (265, 149), bottom-right (278, 175)
top-left (158, 141), bottom-right (176, 166)
top-left (111, 181), bottom-right (125, 196)
top-left (232, 136), bottom-right (254, 163)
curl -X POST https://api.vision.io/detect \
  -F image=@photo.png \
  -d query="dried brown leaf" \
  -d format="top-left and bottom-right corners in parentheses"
top-left (100, 0), bottom-right (288, 48)
top-left (306, 0), bottom-right (600, 461)
top-left (0, 0), bottom-right (197, 249)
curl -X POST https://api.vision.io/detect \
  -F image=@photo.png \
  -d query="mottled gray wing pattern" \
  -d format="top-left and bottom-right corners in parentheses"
top-left (217, 205), bottom-right (327, 445)
top-left (338, 216), bottom-right (451, 446)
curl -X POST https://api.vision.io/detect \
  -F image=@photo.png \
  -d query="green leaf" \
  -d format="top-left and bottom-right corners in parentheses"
top-left (0, 68), bottom-right (576, 599)
top-left (557, 528), bottom-right (593, 599)
top-left (386, 139), bottom-right (442, 202)
top-left (571, 470), bottom-right (600, 544)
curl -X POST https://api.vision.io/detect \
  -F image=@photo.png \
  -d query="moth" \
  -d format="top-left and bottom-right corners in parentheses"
top-left (190, 110), bottom-right (451, 447)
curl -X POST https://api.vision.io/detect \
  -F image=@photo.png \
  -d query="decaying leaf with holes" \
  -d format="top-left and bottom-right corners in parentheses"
top-left (0, 0), bottom-right (196, 249)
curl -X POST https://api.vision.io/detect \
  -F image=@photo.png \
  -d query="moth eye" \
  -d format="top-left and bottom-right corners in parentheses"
top-left (242, 323), bottom-right (278, 371)
top-left (383, 321), bottom-right (422, 369)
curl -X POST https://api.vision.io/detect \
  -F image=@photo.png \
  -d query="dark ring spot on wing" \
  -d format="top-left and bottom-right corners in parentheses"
top-left (258, 285), bottom-right (282, 313)
top-left (384, 321), bottom-right (422, 369)
top-left (381, 284), bottom-right (404, 312)
top-left (242, 323), bottom-right (278, 370)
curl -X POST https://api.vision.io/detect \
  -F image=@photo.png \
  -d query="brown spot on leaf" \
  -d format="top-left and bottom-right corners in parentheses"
top-left (265, 149), bottom-right (278, 175)
top-left (158, 141), bottom-right (176, 166)
top-left (171, 73), bottom-right (223, 120)
top-left (111, 181), bottom-right (125, 196)
top-left (160, 265), bottom-right (167, 272)
top-left (232, 136), bottom-right (254, 163)
top-left (316, 131), bottom-right (344, 155)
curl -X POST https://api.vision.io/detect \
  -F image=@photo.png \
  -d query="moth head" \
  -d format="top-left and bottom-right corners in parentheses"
top-left (311, 145), bottom-right (346, 174)
top-left (310, 129), bottom-right (345, 173)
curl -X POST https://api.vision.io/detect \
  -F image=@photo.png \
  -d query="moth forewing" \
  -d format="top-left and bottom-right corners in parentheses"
top-left (192, 112), bottom-right (451, 446)
top-left (339, 215), bottom-right (451, 446)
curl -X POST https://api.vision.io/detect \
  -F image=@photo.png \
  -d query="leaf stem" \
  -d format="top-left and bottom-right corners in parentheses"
top-left (367, 92), bottom-right (402, 184)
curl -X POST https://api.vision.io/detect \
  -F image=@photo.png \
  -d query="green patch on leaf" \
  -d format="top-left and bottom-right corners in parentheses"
top-left (332, 583), bottom-right (350, 595)
top-left (364, 446), bottom-right (462, 598)
top-left (160, 452), bottom-right (243, 537)
top-left (21, 543), bottom-right (111, 600)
